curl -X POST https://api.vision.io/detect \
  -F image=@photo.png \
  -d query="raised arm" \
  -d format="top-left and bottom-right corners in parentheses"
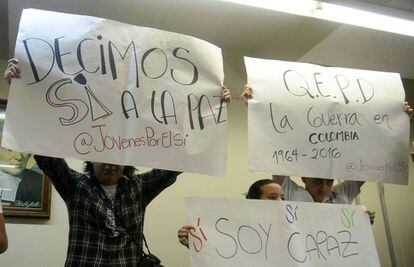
top-left (4, 60), bottom-right (79, 202)
top-left (139, 169), bottom-right (182, 206)
top-left (34, 156), bottom-right (79, 202)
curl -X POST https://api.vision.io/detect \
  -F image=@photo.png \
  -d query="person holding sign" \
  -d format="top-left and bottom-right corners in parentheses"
top-left (241, 84), bottom-right (364, 202)
top-left (177, 179), bottom-right (284, 248)
top-left (273, 175), bottom-right (375, 228)
top-left (273, 175), bottom-right (363, 204)
top-left (240, 84), bottom-right (413, 224)
top-left (242, 84), bottom-right (413, 223)
top-left (0, 199), bottom-right (8, 254)
top-left (4, 59), bottom-right (231, 266)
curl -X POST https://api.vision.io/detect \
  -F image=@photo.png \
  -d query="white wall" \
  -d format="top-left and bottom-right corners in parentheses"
top-left (1, 187), bottom-right (68, 266)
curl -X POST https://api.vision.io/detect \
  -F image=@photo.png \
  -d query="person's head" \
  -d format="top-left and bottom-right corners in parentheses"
top-left (0, 149), bottom-right (31, 176)
top-left (246, 179), bottom-right (284, 200)
top-left (0, 130), bottom-right (31, 176)
top-left (83, 161), bottom-right (136, 186)
top-left (301, 177), bottom-right (334, 202)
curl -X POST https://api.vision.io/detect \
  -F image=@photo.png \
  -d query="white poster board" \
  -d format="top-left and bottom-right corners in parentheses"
top-left (186, 197), bottom-right (380, 267)
top-left (245, 57), bottom-right (409, 184)
top-left (2, 9), bottom-right (227, 176)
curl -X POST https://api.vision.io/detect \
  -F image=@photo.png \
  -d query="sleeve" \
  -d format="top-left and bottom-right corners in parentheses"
top-left (332, 180), bottom-right (361, 204)
top-left (282, 176), bottom-right (301, 201)
top-left (0, 199), bottom-right (2, 213)
top-left (139, 169), bottom-right (181, 206)
top-left (282, 176), bottom-right (314, 202)
top-left (34, 155), bottom-right (79, 202)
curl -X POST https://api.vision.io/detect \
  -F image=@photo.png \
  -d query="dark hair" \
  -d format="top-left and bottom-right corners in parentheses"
top-left (83, 161), bottom-right (137, 178)
top-left (246, 179), bottom-right (277, 199)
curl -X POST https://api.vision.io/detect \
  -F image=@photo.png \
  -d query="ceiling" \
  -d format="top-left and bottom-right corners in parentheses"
top-left (1, 0), bottom-right (414, 91)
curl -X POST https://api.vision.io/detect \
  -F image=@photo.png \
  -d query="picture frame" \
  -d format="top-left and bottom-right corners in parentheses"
top-left (0, 99), bottom-right (52, 218)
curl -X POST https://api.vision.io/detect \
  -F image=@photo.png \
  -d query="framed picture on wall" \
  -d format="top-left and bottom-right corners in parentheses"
top-left (0, 99), bottom-right (52, 218)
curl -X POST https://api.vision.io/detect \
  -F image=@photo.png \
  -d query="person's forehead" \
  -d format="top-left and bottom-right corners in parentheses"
top-left (261, 183), bottom-right (282, 192)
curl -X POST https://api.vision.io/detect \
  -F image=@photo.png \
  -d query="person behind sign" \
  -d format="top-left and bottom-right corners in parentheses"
top-left (177, 179), bottom-right (284, 248)
top-left (4, 58), bottom-right (232, 266)
top-left (245, 178), bottom-right (284, 200)
top-left (0, 199), bottom-right (8, 254)
top-left (240, 84), bottom-right (412, 224)
top-left (241, 84), bottom-right (364, 203)
top-left (243, 85), bottom-right (413, 223)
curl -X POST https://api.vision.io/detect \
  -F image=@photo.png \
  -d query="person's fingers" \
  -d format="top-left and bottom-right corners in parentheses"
top-left (14, 65), bottom-right (21, 75)
top-left (366, 210), bottom-right (376, 224)
top-left (7, 60), bottom-right (20, 73)
top-left (402, 102), bottom-right (413, 118)
top-left (220, 90), bottom-right (232, 104)
top-left (7, 58), bottom-right (19, 65)
top-left (221, 87), bottom-right (230, 94)
top-left (241, 85), bottom-right (253, 99)
top-left (177, 231), bottom-right (188, 238)
top-left (3, 72), bottom-right (12, 84)
top-left (178, 225), bottom-right (194, 248)
top-left (183, 225), bottom-right (194, 230)
top-left (10, 66), bottom-right (20, 78)
top-left (4, 65), bottom-right (20, 83)
top-left (221, 90), bottom-right (230, 96)
top-left (241, 92), bottom-right (250, 98)
top-left (244, 84), bottom-right (253, 93)
top-left (222, 91), bottom-right (231, 98)
top-left (178, 235), bottom-right (188, 241)
top-left (177, 230), bottom-right (188, 236)
top-left (177, 225), bottom-right (193, 236)
top-left (179, 238), bottom-right (189, 247)
top-left (4, 60), bottom-right (19, 84)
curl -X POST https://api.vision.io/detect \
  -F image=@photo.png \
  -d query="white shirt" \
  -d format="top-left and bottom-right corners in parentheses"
top-left (100, 184), bottom-right (118, 203)
top-left (100, 183), bottom-right (120, 236)
top-left (282, 176), bottom-right (360, 204)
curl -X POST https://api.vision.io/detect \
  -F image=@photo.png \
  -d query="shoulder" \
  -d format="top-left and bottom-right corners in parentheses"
top-left (332, 180), bottom-right (359, 192)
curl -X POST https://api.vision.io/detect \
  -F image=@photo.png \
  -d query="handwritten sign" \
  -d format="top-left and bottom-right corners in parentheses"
top-left (2, 9), bottom-right (227, 176)
top-left (186, 197), bottom-right (380, 267)
top-left (245, 57), bottom-right (409, 184)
